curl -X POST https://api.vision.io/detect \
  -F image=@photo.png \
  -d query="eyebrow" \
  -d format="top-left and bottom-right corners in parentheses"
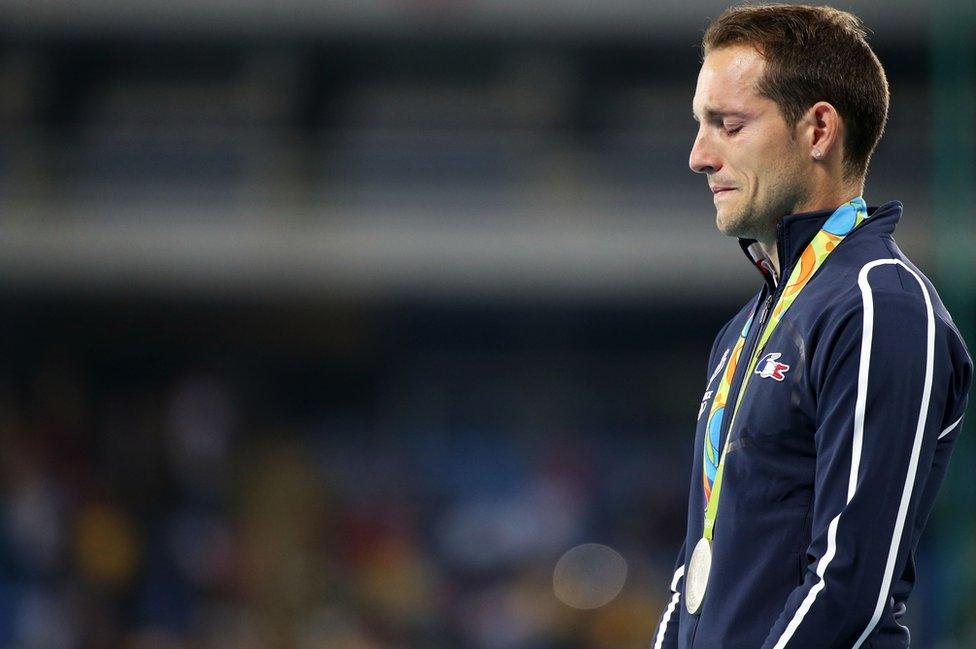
top-left (692, 108), bottom-right (751, 122)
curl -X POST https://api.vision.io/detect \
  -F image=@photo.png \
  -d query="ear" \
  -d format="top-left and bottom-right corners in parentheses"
top-left (799, 101), bottom-right (843, 162)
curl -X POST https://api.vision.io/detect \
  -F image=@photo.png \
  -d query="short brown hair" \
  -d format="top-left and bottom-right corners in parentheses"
top-left (702, 4), bottom-right (889, 182)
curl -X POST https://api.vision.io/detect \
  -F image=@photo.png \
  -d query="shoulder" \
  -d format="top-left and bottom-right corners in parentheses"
top-left (819, 238), bottom-right (959, 343)
top-left (717, 292), bottom-right (762, 343)
top-left (810, 243), bottom-right (971, 381)
top-left (705, 292), bottom-right (761, 370)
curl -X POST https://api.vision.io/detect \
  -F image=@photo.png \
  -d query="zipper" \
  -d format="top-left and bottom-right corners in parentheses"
top-left (719, 288), bottom-right (773, 443)
top-left (752, 293), bottom-right (776, 361)
top-left (689, 230), bottom-right (789, 645)
top-left (715, 221), bottom-right (790, 455)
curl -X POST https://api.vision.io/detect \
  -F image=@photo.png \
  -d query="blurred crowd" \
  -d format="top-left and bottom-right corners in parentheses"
top-left (0, 335), bottom-right (691, 649)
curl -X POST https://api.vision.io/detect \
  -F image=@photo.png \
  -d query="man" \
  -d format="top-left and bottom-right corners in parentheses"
top-left (652, 5), bottom-right (972, 649)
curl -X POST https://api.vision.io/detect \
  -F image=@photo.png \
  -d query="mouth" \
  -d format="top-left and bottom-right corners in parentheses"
top-left (711, 187), bottom-right (736, 198)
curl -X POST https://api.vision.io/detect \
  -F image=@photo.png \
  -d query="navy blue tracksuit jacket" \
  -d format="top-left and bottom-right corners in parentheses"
top-left (652, 201), bottom-right (972, 649)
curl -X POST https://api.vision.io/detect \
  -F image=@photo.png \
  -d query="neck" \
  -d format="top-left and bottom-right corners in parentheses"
top-left (757, 183), bottom-right (863, 279)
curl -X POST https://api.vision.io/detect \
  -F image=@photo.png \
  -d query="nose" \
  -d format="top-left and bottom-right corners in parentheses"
top-left (689, 128), bottom-right (721, 175)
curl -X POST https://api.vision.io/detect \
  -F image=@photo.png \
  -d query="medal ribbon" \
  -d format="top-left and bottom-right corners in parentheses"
top-left (701, 197), bottom-right (869, 540)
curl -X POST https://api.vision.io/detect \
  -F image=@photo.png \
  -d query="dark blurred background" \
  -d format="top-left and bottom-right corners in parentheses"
top-left (0, 1), bottom-right (973, 648)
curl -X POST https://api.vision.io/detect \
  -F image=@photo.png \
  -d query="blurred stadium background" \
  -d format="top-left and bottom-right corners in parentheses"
top-left (0, 1), bottom-right (973, 647)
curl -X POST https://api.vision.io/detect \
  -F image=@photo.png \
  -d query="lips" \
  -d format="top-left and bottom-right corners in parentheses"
top-left (711, 187), bottom-right (736, 196)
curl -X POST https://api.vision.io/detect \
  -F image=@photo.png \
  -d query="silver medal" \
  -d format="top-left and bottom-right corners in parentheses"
top-left (685, 537), bottom-right (712, 615)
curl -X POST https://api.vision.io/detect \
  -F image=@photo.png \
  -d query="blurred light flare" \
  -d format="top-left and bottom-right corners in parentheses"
top-left (552, 543), bottom-right (628, 610)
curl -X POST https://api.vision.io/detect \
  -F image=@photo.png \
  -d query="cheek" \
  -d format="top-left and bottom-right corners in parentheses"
top-left (750, 148), bottom-right (792, 188)
top-left (749, 133), bottom-right (794, 175)
top-left (728, 140), bottom-right (767, 183)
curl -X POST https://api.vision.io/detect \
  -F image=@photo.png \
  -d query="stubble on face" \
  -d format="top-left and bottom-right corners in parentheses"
top-left (718, 138), bottom-right (810, 244)
top-left (692, 46), bottom-right (812, 245)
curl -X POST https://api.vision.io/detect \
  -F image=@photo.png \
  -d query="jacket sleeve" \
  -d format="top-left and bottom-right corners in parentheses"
top-left (759, 273), bottom-right (972, 648)
top-left (650, 541), bottom-right (686, 649)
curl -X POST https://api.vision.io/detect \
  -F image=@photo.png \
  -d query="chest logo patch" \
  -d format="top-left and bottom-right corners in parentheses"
top-left (755, 352), bottom-right (790, 381)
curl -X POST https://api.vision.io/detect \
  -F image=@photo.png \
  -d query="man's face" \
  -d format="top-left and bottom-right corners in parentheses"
top-left (690, 45), bottom-right (811, 243)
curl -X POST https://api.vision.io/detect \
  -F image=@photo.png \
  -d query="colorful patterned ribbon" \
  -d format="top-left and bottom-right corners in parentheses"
top-left (702, 196), bottom-right (869, 540)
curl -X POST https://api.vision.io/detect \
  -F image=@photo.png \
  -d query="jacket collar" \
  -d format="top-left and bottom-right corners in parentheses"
top-left (738, 199), bottom-right (904, 292)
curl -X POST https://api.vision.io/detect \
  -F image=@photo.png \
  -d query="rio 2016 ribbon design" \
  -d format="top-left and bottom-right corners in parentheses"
top-left (702, 308), bottom-right (755, 504)
top-left (701, 196), bottom-right (868, 540)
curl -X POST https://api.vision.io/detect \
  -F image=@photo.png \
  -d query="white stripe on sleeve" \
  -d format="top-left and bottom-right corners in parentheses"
top-left (771, 259), bottom-right (935, 649)
top-left (653, 564), bottom-right (685, 649)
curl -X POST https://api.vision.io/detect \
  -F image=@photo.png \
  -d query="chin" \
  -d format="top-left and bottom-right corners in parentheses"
top-left (716, 212), bottom-right (757, 240)
top-left (715, 210), bottom-right (740, 237)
